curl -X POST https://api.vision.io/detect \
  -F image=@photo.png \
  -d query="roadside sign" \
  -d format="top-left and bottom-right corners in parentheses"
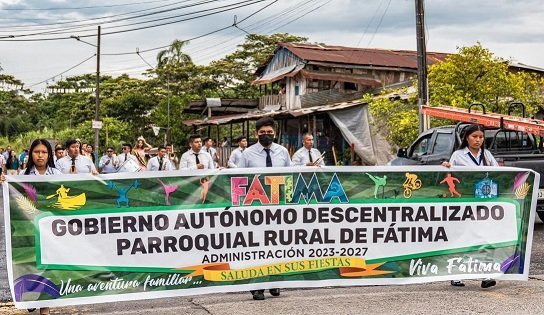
top-left (92, 120), bottom-right (103, 129)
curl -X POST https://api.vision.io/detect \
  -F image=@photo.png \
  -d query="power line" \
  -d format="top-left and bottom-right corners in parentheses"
top-left (29, 54), bottom-right (96, 87)
top-left (0, 0), bottom-right (195, 30)
top-left (0, 0), bottom-right (176, 11)
top-left (367, 0), bottom-right (392, 47)
top-left (0, 0), bottom-right (227, 37)
top-left (0, 0), bottom-right (266, 41)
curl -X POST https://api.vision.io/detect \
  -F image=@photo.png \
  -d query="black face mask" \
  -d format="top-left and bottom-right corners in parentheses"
top-left (258, 134), bottom-right (275, 147)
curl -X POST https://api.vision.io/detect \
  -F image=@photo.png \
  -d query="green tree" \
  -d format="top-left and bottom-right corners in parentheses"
top-left (369, 44), bottom-right (544, 149)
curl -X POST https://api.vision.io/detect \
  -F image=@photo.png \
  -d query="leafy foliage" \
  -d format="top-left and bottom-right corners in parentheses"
top-left (370, 44), bottom-right (544, 149)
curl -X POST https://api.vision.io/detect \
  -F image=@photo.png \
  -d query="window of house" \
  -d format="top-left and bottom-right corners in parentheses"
top-left (344, 82), bottom-right (357, 90)
top-left (295, 85), bottom-right (299, 96)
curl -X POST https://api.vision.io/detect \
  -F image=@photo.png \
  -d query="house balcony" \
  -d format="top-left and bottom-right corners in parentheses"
top-left (259, 94), bottom-right (286, 110)
top-left (300, 89), bottom-right (366, 108)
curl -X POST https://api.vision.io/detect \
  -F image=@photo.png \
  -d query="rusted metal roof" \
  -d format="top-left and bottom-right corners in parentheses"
top-left (182, 99), bottom-right (366, 126)
top-left (258, 43), bottom-right (448, 73)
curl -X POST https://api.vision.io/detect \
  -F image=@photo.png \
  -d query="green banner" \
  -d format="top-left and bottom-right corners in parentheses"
top-left (2, 166), bottom-right (538, 308)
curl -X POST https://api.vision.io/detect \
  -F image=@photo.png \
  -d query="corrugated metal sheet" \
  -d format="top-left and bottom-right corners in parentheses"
top-left (253, 64), bottom-right (304, 84)
top-left (182, 100), bottom-right (366, 126)
top-left (267, 43), bottom-right (448, 71)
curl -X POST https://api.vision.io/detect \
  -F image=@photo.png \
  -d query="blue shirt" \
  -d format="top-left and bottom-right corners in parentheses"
top-left (241, 142), bottom-right (291, 168)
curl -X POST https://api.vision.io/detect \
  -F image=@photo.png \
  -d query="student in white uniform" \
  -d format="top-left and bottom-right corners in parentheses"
top-left (179, 134), bottom-right (215, 170)
top-left (291, 132), bottom-right (325, 166)
top-left (118, 143), bottom-right (141, 173)
top-left (56, 139), bottom-right (98, 174)
top-left (227, 136), bottom-right (247, 168)
top-left (240, 117), bottom-right (289, 300)
top-left (1, 138), bottom-right (61, 315)
top-left (147, 146), bottom-right (174, 171)
top-left (442, 124), bottom-right (497, 289)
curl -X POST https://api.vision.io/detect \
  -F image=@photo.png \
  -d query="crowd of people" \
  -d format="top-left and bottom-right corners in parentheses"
top-left (0, 119), bottom-right (498, 313)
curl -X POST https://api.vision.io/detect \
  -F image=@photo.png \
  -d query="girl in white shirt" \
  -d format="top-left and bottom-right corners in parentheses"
top-left (442, 124), bottom-right (497, 289)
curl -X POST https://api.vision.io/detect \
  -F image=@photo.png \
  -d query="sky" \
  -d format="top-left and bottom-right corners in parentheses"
top-left (1, 0), bottom-right (543, 92)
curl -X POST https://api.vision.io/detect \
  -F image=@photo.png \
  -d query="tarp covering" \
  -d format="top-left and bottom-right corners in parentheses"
top-left (328, 104), bottom-right (377, 165)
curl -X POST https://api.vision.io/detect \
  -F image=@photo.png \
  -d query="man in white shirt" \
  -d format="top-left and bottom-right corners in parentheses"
top-left (54, 146), bottom-right (65, 169)
top-left (56, 139), bottom-right (98, 174)
top-left (147, 146), bottom-right (174, 171)
top-left (203, 137), bottom-right (219, 167)
top-left (291, 133), bottom-right (325, 166)
top-left (179, 135), bottom-right (215, 169)
top-left (99, 146), bottom-right (119, 174)
top-left (227, 136), bottom-right (247, 168)
top-left (240, 117), bottom-right (289, 300)
top-left (241, 117), bottom-right (291, 168)
top-left (116, 143), bottom-right (141, 172)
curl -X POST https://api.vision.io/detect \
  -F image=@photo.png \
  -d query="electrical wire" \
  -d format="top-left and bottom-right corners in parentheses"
top-left (0, 0), bottom-right (196, 30)
top-left (0, 0), bottom-right (229, 37)
top-left (367, 0), bottom-right (392, 47)
top-left (1, 0), bottom-right (176, 11)
top-left (29, 54), bottom-right (96, 87)
top-left (0, 0), bottom-right (266, 41)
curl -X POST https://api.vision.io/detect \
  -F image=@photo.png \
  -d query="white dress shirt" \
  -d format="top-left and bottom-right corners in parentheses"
top-left (291, 147), bottom-right (325, 166)
top-left (449, 147), bottom-right (498, 166)
top-left (241, 142), bottom-right (291, 168)
top-left (179, 150), bottom-right (215, 169)
top-left (228, 148), bottom-right (245, 168)
top-left (56, 155), bottom-right (97, 174)
top-left (20, 166), bottom-right (62, 175)
top-left (147, 155), bottom-right (174, 171)
top-left (99, 155), bottom-right (119, 173)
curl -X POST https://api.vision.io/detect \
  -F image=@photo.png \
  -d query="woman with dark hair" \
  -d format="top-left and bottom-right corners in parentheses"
top-left (442, 124), bottom-right (498, 168)
top-left (442, 124), bottom-right (498, 289)
top-left (6, 150), bottom-right (20, 175)
top-left (1, 139), bottom-right (60, 314)
top-left (22, 139), bottom-right (62, 175)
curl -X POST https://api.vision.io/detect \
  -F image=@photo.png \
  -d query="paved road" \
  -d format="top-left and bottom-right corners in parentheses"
top-left (1, 198), bottom-right (543, 314)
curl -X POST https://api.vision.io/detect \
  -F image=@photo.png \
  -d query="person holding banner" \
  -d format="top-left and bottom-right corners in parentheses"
top-left (99, 146), bottom-right (119, 174)
top-left (442, 123), bottom-right (498, 289)
top-left (116, 143), bottom-right (141, 173)
top-left (147, 146), bottom-right (174, 171)
top-left (227, 136), bottom-right (247, 168)
top-left (291, 132), bottom-right (325, 166)
top-left (179, 134), bottom-right (215, 170)
top-left (241, 116), bottom-right (290, 300)
top-left (1, 138), bottom-right (61, 315)
top-left (56, 139), bottom-right (98, 175)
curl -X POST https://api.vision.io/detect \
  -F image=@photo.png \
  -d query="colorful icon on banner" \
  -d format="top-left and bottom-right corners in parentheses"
top-left (366, 173), bottom-right (387, 199)
top-left (513, 171), bottom-right (531, 199)
top-left (403, 172), bottom-right (422, 198)
top-left (439, 173), bottom-right (461, 198)
top-left (514, 183), bottom-right (531, 199)
top-left (13, 274), bottom-right (60, 302)
top-left (474, 175), bottom-right (498, 198)
top-left (157, 178), bottom-right (179, 205)
top-left (46, 185), bottom-right (86, 210)
top-left (107, 180), bottom-right (139, 208)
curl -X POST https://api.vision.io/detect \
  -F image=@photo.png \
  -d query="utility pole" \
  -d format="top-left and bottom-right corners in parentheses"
top-left (415, 0), bottom-right (428, 134)
top-left (94, 26), bottom-right (101, 164)
top-left (167, 75), bottom-right (171, 144)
